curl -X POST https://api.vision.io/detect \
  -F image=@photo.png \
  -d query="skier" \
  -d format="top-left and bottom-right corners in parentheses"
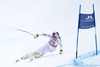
top-left (16, 32), bottom-right (63, 62)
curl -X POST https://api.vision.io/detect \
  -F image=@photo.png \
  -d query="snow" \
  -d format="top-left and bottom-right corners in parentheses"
top-left (0, 0), bottom-right (100, 67)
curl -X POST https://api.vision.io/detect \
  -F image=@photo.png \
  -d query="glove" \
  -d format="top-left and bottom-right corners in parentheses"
top-left (59, 50), bottom-right (63, 55)
top-left (34, 34), bottom-right (39, 38)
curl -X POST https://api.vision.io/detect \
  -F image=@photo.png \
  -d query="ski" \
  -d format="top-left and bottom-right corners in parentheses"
top-left (15, 58), bottom-right (35, 63)
top-left (15, 54), bottom-right (35, 63)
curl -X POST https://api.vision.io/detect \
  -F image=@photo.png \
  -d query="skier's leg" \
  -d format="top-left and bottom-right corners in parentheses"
top-left (28, 52), bottom-right (36, 62)
top-left (21, 54), bottom-right (30, 60)
top-left (34, 44), bottom-right (49, 58)
top-left (34, 52), bottom-right (44, 58)
top-left (34, 44), bottom-right (56, 59)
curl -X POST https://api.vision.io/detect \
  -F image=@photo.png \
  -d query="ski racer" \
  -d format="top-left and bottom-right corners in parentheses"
top-left (16, 32), bottom-right (63, 62)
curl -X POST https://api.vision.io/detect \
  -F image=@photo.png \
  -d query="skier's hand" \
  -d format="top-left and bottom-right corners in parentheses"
top-left (59, 50), bottom-right (63, 55)
top-left (34, 34), bottom-right (39, 38)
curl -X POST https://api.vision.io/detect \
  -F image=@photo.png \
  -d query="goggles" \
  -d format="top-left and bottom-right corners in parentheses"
top-left (52, 36), bottom-right (57, 38)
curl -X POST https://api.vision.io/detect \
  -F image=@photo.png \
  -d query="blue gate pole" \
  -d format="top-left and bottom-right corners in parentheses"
top-left (76, 5), bottom-right (81, 58)
top-left (93, 4), bottom-right (98, 55)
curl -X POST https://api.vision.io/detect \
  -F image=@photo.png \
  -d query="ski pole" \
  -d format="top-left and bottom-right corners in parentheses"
top-left (17, 29), bottom-right (35, 37)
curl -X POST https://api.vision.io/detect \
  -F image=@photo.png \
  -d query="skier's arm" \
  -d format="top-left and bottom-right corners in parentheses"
top-left (59, 44), bottom-right (63, 54)
top-left (39, 34), bottom-right (48, 36)
top-left (34, 34), bottom-right (50, 38)
top-left (58, 36), bottom-right (63, 54)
